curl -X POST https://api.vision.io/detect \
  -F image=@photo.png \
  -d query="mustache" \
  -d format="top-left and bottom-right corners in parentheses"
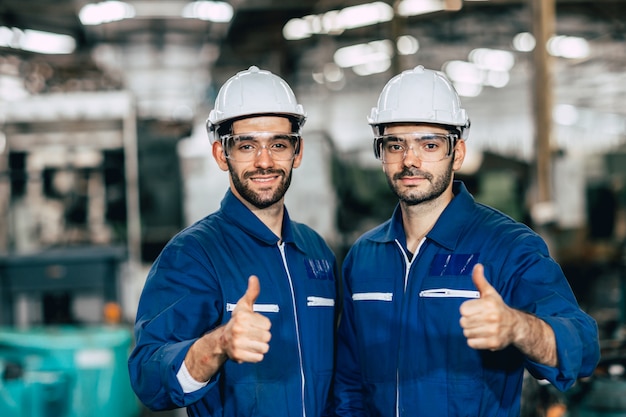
top-left (393, 167), bottom-right (432, 181)
top-left (243, 169), bottom-right (285, 179)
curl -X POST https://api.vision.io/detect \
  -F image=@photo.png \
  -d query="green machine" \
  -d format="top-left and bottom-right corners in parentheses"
top-left (0, 247), bottom-right (141, 417)
top-left (0, 326), bottom-right (139, 417)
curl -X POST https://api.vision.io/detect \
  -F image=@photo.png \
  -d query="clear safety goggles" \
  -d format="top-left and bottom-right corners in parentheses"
top-left (374, 132), bottom-right (457, 164)
top-left (221, 132), bottom-right (301, 162)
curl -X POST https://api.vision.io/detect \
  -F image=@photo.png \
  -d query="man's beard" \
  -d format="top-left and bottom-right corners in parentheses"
top-left (228, 162), bottom-right (293, 209)
top-left (386, 157), bottom-right (453, 206)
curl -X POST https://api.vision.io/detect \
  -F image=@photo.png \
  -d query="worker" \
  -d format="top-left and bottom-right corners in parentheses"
top-left (128, 66), bottom-right (338, 417)
top-left (330, 65), bottom-right (600, 416)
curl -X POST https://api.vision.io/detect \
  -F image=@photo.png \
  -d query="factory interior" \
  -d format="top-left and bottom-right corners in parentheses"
top-left (1, 0), bottom-right (626, 416)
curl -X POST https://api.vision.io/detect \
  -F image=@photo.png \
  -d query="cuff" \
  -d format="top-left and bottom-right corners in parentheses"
top-left (176, 361), bottom-right (209, 394)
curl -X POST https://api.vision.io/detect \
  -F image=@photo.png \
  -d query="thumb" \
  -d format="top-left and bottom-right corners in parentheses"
top-left (238, 275), bottom-right (261, 310)
top-left (472, 264), bottom-right (494, 297)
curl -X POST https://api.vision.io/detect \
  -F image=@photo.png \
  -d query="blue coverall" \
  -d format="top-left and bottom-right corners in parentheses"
top-left (129, 190), bottom-right (338, 417)
top-left (332, 181), bottom-right (599, 417)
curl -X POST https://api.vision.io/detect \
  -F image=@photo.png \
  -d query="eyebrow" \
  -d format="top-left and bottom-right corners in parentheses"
top-left (234, 133), bottom-right (296, 141)
top-left (384, 133), bottom-right (448, 139)
top-left (271, 134), bottom-right (296, 140)
top-left (383, 135), bottom-right (404, 141)
top-left (234, 134), bottom-right (255, 141)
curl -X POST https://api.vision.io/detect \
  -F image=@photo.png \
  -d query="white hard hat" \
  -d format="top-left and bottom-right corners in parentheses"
top-left (368, 65), bottom-right (470, 139)
top-left (206, 66), bottom-right (306, 143)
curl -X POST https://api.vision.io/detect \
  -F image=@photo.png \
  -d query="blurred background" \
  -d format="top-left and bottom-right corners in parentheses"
top-left (1, 0), bottom-right (625, 416)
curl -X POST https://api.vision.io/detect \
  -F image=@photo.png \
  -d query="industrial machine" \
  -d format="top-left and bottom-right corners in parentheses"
top-left (0, 92), bottom-right (142, 417)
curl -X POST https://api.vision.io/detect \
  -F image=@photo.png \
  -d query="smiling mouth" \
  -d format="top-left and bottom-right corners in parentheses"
top-left (249, 172), bottom-right (282, 183)
top-left (245, 169), bottom-right (283, 181)
top-left (252, 176), bottom-right (278, 183)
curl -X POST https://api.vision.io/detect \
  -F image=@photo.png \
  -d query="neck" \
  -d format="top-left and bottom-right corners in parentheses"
top-left (400, 190), bottom-right (452, 253)
top-left (247, 201), bottom-right (285, 239)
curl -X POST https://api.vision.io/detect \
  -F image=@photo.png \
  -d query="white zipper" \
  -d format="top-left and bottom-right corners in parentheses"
top-left (393, 239), bottom-right (413, 417)
top-left (279, 242), bottom-right (307, 417)
top-left (419, 288), bottom-right (480, 298)
top-left (393, 237), bottom-right (427, 417)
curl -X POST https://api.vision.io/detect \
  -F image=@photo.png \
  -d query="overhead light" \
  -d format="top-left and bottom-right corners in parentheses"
top-left (336, 2), bottom-right (394, 30)
top-left (548, 35), bottom-right (590, 59)
top-left (452, 82), bottom-right (482, 98)
top-left (0, 26), bottom-right (76, 54)
top-left (79, 1), bottom-right (135, 25)
top-left (443, 46), bottom-right (515, 96)
top-left (333, 40), bottom-right (393, 68)
top-left (79, 1), bottom-right (232, 24)
top-left (333, 39), bottom-right (395, 77)
top-left (352, 59), bottom-right (391, 76)
top-left (182, 1), bottom-right (233, 23)
top-left (323, 63), bottom-right (344, 83)
top-left (397, 0), bottom-right (462, 17)
top-left (514, 32), bottom-right (590, 59)
top-left (311, 63), bottom-right (346, 90)
top-left (0, 74), bottom-right (30, 101)
top-left (512, 32), bottom-right (536, 52)
top-left (283, 2), bottom-right (393, 40)
top-left (443, 60), bottom-right (484, 86)
top-left (283, 19), bottom-right (312, 41)
top-left (397, 35), bottom-right (419, 55)
top-left (442, 60), bottom-right (488, 97)
top-left (553, 104), bottom-right (579, 126)
top-left (468, 48), bottom-right (515, 72)
top-left (332, 36), bottom-right (418, 76)
top-left (483, 70), bottom-right (510, 88)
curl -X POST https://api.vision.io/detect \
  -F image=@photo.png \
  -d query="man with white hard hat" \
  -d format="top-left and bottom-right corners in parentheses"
top-left (330, 65), bottom-right (599, 416)
top-left (129, 66), bottom-right (338, 417)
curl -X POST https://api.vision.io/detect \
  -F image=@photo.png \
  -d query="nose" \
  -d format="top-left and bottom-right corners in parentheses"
top-left (254, 145), bottom-right (274, 167)
top-left (403, 145), bottom-right (422, 166)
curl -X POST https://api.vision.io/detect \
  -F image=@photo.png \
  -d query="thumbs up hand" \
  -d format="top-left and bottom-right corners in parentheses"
top-left (459, 264), bottom-right (518, 351)
top-left (221, 275), bottom-right (272, 363)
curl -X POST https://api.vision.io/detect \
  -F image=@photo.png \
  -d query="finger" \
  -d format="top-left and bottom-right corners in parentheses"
top-left (472, 264), bottom-right (494, 297)
top-left (232, 343), bottom-right (270, 364)
top-left (238, 275), bottom-right (261, 311)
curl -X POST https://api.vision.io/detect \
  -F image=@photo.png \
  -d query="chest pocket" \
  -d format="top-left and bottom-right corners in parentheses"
top-left (413, 253), bottom-right (483, 382)
top-left (428, 253), bottom-right (479, 276)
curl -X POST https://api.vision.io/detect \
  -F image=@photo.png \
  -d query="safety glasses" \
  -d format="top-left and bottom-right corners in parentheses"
top-left (374, 132), bottom-right (457, 164)
top-left (221, 132), bottom-right (301, 162)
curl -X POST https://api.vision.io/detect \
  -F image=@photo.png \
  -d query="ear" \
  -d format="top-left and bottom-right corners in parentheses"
top-left (292, 137), bottom-right (304, 169)
top-left (452, 139), bottom-right (466, 172)
top-left (212, 141), bottom-right (229, 172)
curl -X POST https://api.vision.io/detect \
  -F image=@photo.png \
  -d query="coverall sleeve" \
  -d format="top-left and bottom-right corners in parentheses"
top-left (500, 234), bottom-right (600, 391)
top-left (127, 234), bottom-right (224, 410)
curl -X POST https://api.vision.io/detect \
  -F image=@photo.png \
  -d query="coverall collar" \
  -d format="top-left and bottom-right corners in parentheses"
top-left (219, 189), bottom-right (304, 252)
top-left (368, 180), bottom-right (475, 252)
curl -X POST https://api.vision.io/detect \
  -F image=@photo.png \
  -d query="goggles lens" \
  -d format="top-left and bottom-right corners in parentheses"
top-left (221, 132), bottom-right (301, 162)
top-left (375, 132), bottom-right (456, 164)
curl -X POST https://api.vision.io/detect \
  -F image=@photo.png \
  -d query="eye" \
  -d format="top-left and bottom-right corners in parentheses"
top-left (383, 138), bottom-right (405, 152)
top-left (423, 142), bottom-right (439, 151)
top-left (270, 141), bottom-right (290, 150)
top-left (419, 136), bottom-right (446, 152)
top-left (237, 141), bottom-right (258, 152)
